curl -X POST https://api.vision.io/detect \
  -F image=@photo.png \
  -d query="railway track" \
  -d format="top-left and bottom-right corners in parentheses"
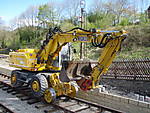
top-left (0, 73), bottom-right (123, 113)
top-left (0, 55), bottom-right (149, 112)
top-left (0, 103), bottom-right (14, 113)
top-left (0, 54), bottom-right (8, 59)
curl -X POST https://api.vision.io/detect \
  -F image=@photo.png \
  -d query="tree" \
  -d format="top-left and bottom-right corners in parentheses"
top-left (104, 0), bottom-right (130, 25)
top-left (63, 0), bottom-right (80, 24)
top-left (0, 17), bottom-right (5, 30)
top-left (0, 30), bottom-right (8, 48)
top-left (0, 17), bottom-right (4, 26)
top-left (37, 3), bottom-right (58, 28)
top-left (88, 0), bottom-right (116, 28)
top-left (18, 6), bottom-right (39, 27)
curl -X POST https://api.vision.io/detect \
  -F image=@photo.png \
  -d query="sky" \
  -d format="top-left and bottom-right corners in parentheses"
top-left (0, 0), bottom-right (150, 26)
top-left (0, 0), bottom-right (61, 25)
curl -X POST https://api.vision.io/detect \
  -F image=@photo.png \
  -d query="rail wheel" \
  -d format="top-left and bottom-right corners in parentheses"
top-left (44, 88), bottom-right (56, 103)
top-left (68, 84), bottom-right (78, 98)
top-left (11, 71), bottom-right (24, 87)
top-left (30, 74), bottom-right (48, 97)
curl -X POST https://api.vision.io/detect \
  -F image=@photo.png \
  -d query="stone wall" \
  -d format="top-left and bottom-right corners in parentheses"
top-left (76, 89), bottom-right (150, 113)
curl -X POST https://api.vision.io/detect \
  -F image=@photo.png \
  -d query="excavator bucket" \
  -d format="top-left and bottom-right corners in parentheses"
top-left (59, 61), bottom-right (97, 87)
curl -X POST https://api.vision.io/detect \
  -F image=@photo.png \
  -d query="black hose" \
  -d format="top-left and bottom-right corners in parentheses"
top-left (92, 33), bottom-right (112, 48)
top-left (62, 27), bottom-right (90, 33)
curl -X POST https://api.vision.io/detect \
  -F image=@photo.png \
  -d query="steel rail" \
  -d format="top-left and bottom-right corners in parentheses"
top-left (0, 73), bottom-right (123, 113)
top-left (0, 54), bottom-right (9, 58)
top-left (69, 97), bottom-right (123, 113)
top-left (0, 103), bottom-right (15, 113)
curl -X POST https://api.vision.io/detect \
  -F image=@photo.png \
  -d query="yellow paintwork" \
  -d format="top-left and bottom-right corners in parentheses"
top-left (11, 73), bottom-right (17, 84)
top-left (44, 89), bottom-right (53, 103)
top-left (9, 49), bottom-right (39, 71)
top-left (91, 36), bottom-right (125, 88)
top-left (31, 81), bottom-right (40, 92)
top-left (9, 28), bottom-right (127, 98)
top-left (46, 73), bottom-right (77, 99)
top-left (9, 48), bottom-right (61, 71)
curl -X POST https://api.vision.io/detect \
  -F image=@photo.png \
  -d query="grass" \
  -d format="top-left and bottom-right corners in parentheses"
top-left (117, 47), bottom-right (150, 59)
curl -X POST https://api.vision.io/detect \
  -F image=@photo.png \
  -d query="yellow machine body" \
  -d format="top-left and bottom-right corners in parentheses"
top-left (9, 49), bottom-right (40, 71)
top-left (9, 27), bottom-right (127, 103)
top-left (9, 48), bottom-right (60, 71)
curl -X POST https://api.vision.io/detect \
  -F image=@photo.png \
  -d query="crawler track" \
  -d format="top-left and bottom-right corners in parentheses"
top-left (0, 73), bottom-right (123, 113)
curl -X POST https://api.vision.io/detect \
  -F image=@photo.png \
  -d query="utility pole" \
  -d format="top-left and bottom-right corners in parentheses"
top-left (80, 0), bottom-right (86, 60)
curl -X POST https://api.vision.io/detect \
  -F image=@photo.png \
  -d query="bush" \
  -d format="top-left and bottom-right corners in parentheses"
top-left (119, 18), bottom-right (129, 26)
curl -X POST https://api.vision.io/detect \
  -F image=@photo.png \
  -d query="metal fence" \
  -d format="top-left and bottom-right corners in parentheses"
top-left (103, 58), bottom-right (150, 81)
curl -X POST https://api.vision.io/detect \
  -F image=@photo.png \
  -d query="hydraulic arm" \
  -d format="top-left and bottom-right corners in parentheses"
top-left (36, 27), bottom-right (127, 90)
top-left (9, 27), bottom-right (127, 103)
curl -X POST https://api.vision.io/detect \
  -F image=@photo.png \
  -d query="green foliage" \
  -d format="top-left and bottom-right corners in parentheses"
top-left (8, 38), bottom-right (21, 50)
top-left (86, 25), bottom-right (150, 59)
top-left (60, 21), bottom-right (76, 31)
top-left (139, 13), bottom-right (148, 24)
top-left (124, 24), bottom-right (150, 47)
top-left (119, 18), bottom-right (129, 26)
top-left (18, 27), bottom-right (34, 43)
top-left (37, 4), bottom-right (58, 27)
top-left (117, 47), bottom-right (150, 59)
top-left (1, 39), bottom-right (7, 48)
top-left (87, 12), bottom-right (114, 28)
top-left (0, 30), bottom-right (11, 48)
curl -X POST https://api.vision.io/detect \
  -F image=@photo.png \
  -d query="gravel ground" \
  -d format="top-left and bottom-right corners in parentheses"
top-left (0, 59), bottom-right (64, 113)
top-left (0, 58), bottom-right (150, 109)
top-left (0, 104), bottom-right (10, 113)
top-left (0, 88), bottom-right (44, 113)
top-left (0, 58), bottom-right (56, 113)
top-left (0, 88), bottom-right (65, 113)
top-left (0, 59), bottom-right (18, 76)
top-left (0, 58), bottom-right (9, 66)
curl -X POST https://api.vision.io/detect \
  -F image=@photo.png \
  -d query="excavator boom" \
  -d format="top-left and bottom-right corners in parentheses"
top-left (9, 27), bottom-right (127, 103)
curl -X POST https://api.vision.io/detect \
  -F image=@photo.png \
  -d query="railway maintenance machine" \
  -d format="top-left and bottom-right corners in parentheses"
top-left (9, 27), bottom-right (127, 103)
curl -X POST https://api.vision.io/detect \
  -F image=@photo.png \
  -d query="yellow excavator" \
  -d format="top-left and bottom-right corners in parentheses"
top-left (9, 27), bottom-right (127, 103)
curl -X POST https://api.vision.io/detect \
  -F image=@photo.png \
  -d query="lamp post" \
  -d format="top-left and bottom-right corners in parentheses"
top-left (80, 0), bottom-right (85, 27)
top-left (80, 0), bottom-right (86, 60)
